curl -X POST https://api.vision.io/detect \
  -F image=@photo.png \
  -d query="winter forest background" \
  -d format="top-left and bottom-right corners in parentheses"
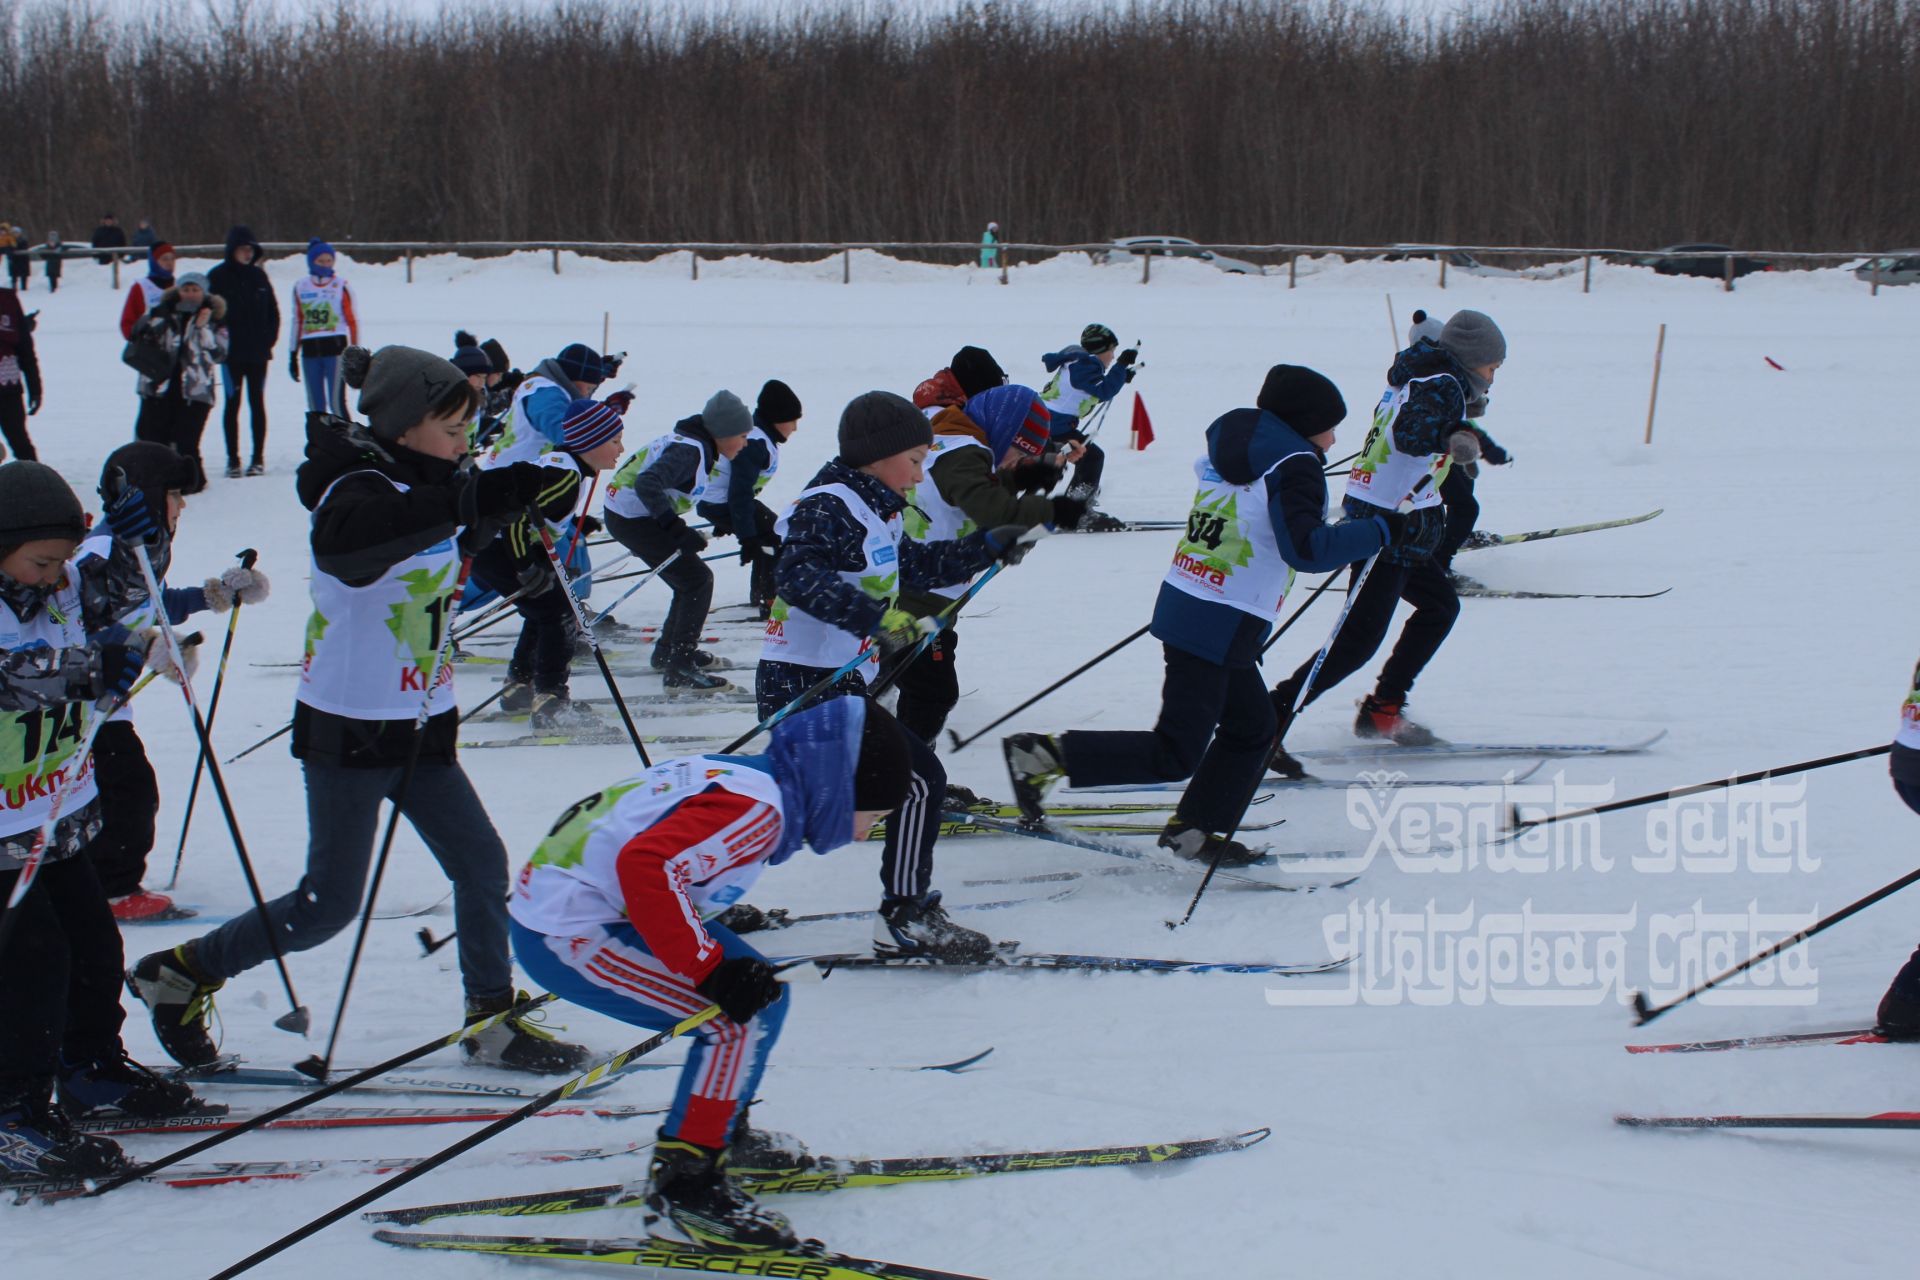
top-left (0, 0), bottom-right (1914, 250)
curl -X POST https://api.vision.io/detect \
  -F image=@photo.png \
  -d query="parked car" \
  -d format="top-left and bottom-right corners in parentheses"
top-left (1101, 235), bottom-right (1263, 275)
top-left (1380, 245), bottom-right (1488, 271)
top-left (1632, 243), bottom-right (1770, 279)
top-left (1853, 252), bottom-right (1920, 286)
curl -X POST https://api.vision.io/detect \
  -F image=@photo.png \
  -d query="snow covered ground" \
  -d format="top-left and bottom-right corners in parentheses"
top-left (9, 248), bottom-right (1920, 1278)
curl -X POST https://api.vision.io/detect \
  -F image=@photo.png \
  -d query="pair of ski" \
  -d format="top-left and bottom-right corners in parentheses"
top-left (1281, 731), bottom-right (1666, 768)
top-left (1620, 1023), bottom-right (1920, 1130)
top-left (365, 1127), bottom-right (1271, 1279)
top-left (1452, 508), bottom-right (1667, 597)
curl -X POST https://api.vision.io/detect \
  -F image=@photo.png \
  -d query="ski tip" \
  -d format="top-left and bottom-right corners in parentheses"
top-left (275, 1006), bottom-right (313, 1036)
top-left (921, 1047), bottom-right (995, 1073)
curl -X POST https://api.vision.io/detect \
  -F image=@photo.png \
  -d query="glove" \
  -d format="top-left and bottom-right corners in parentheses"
top-left (871, 607), bottom-right (933, 658)
top-left (1471, 427), bottom-right (1511, 466)
top-left (578, 514), bottom-right (603, 536)
top-left (288, 350), bottom-right (301, 382)
top-left (1002, 460), bottom-right (1062, 495)
top-left (602, 353), bottom-right (627, 379)
top-left (471, 462), bottom-right (550, 517)
top-left (737, 530), bottom-right (777, 566)
top-left (1447, 430), bottom-right (1483, 464)
top-left (672, 524), bottom-right (708, 556)
top-left (1116, 347), bottom-right (1139, 368)
top-left (513, 552), bottom-right (555, 600)
top-left (94, 627), bottom-right (146, 702)
top-left (26, 391), bottom-right (40, 416)
top-left (602, 388), bottom-right (634, 415)
top-left (101, 476), bottom-right (160, 546)
top-left (20, 311), bottom-right (36, 335)
top-left (1375, 510), bottom-right (1411, 547)
top-left (694, 955), bottom-right (782, 1024)
top-left (140, 627), bottom-right (199, 686)
top-left (1048, 496), bottom-right (1088, 531)
top-left (202, 565), bottom-right (271, 612)
top-left (982, 524), bottom-right (1037, 565)
top-left (1122, 366), bottom-right (1137, 383)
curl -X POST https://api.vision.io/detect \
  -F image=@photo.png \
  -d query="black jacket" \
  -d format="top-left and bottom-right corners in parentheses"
top-left (206, 226), bottom-right (280, 365)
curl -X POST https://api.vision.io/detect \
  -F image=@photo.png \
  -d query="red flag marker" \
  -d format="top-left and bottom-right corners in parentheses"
top-left (1131, 392), bottom-right (1155, 450)
top-left (1764, 356), bottom-right (1785, 370)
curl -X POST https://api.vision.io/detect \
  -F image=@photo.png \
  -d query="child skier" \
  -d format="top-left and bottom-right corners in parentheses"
top-left (80, 443), bottom-right (270, 923)
top-left (1038, 323), bottom-right (1138, 527)
top-left (509, 697), bottom-right (912, 1249)
top-left (1873, 660), bottom-right (1920, 1038)
top-left (286, 239), bottom-right (360, 414)
top-left (604, 390), bottom-right (753, 689)
top-left (475, 396), bottom-right (627, 731)
top-left (1004, 366), bottom-right (1393, 865)
top-left (118, 242), bottom-right (175, 340)
top-left (1402, 311), bottom-right (1513, 573)
top-left (693, 379), bottom-right (801, 619)
top-left (482, 343), bottom-right (625, 468)
top-left (889, 383), bottom-right (1082, 743)
top-left (127, 345), bottom-right (589, 1075)
top-left (1265, 309), bottom-right (1507, 776)
top-left (0, 460), bottom-right (213, 1179)
top-left (758, 390), bottom-right (1033, 959)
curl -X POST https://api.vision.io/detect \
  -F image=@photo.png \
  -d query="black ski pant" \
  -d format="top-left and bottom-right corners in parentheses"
top-left (1061, 645), bottom-right (1274, 834)
top-left (221, 360), bottom-right (269, 468)
top-left (0, 384), bottom-right (35, 461)
top-left (886, 624), bottom-right (960, 745)
top-left (606, 510), bottom-right (713, 668)
top-left (755, 664), bottom-right (940, 902)
top-left (133, 393), bottom-right (212, 492)
top-left (470, 540), bottom-right (573, 694)
top-left (1437, 465), bottom-right (1478, 569)
top-left (0, 850), bottom-right (127, 1084)
top-left (1272, 554), bottom-right (1460, 726)
top-left (87, 720), bottom-right (159, 899)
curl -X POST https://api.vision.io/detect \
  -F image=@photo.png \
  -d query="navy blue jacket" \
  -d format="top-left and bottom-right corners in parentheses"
top-left (1152, 408), bottom-right (1388, 667)
top-left (1040, 345), bottom-right (1130, 434)
top-left (771, 461), bottom-right (993, 642)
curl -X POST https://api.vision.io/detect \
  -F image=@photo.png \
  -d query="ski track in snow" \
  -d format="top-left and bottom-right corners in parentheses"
top-left (10, 249), bottom-right (1919, 1278)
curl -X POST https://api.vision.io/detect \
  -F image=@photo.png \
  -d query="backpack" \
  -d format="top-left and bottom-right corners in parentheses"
top-left (121, 312), bottom-right (175, 382)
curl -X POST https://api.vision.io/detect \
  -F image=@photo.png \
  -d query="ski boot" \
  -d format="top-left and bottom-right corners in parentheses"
top-left (643, 1135), bottom-right (798, 1250)
top-left (1002, 733), bottom-right (1065, 822)
top-left (1076, 508), bottom-right (1130, 533)
top-left (125, 944), bottom-right (223, 1068)
top-left (463, 990), bottom-right (594, 1075)
top-left (109, 889), bottom-right (191, 923)
top-left (531, 689), bottom-right (606, 733)
top-left (499, 677), bottom-right (536, 715)
top-left (1156, 820), bottom-right (1267, 868)
top-left (712, 902), bottom-right (788, 935)
top-left (0, 1080), bottom-right (131, 1180)
top-left (727, 1104), bottom-right (813, 1174)
top-left (874, 890), bottom-right (997, 962)
top-left (663, 664), bottom-right (730, 693)
top-left (57, 1048), bottom-right (221, 1119)
top-left (653, 647), bottom-right (722, 672)
top-left (943, 782), bottom-right (990, 812)
top-left (1876, 948), bottom-right (1920, 1040)
top-left (1355, 695), bottom-right (1440, 746)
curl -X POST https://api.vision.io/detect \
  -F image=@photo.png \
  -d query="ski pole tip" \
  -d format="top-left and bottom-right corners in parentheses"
top-left (275, 1006), bottom-right (313, 1036)
top-left (291, 1053), bottom-right (330, 1081)
top-left (1630, 991), bottom-right (1659, 1025)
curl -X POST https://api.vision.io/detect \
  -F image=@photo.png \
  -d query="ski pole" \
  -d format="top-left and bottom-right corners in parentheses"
top-left (1258, 571), bottom-right (1340, 657)
top-left (1631, 864), bottom-right (1920, 1026)
top-left (84, 993), bottom-right (558, 1196)
top-left (452, 547), bottom-right (635, 644)
top-left (296, 554), bottom-right (476, 1080)
top-left (592, 548), bottom-right (732, 587)
top-left (1325, 448), bottom-right (1360, 472)
top-left (1509, 744), bottom-right (1892, 835)
top-left (583, 548), bottom-right (682, 625)
top-left (533, 518), bottom-right (652, 767)
top-left (722, 641), bottom-right (887, 754)
top-left (946, 623), bottom-right (1150, 752)
top-left (165, 547), bottom-right (256, 890)
top-left (132, 533), bottom-right (310, 1034)
top-left (206, 1005), bottom-right (724, 1279)
top-left (868, 530), bottom-right (1044, 700)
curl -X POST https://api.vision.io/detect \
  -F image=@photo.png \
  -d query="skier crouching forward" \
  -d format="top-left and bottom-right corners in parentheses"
top-left (508, 698), bottom-right (912, 1250)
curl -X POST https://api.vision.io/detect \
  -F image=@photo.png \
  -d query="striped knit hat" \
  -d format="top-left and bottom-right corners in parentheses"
top-left (965, 384), bottom-right (1051, 461)
top-left (561, 397), bottom-right (625, 452)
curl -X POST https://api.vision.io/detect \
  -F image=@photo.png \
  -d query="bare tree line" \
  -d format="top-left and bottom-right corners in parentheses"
top-left (0, 0), bottom-right (1913, 251)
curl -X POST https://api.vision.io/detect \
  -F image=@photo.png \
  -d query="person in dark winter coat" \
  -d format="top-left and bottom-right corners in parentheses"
top-left (0, 289), bottom-right (41, 461)
top-left (206, 226), bottom-right (280, 478)
top-left (1401, 310), bottom-right (1513, 571)
top-left (129, 275), bottom-right (229, 494)
top-left (4, 226), bottom-right (29, 292)
top-left (887, 383), bottom-right (1080, 743)
top-left (37, 232), bottom-right (64, 293)
top-left (756, 391), bottom-right (1032, 961)
top-left (131, 220), bottom-right (159, 249)
top-left (693, 379), bottom-right (801, 617)
top-left (1875, 660), bottom-right (1920, 1037)
top-left (89, 215), bottom-right (128, 266)
top-left (0, 459), bottom-right (214, 1180)
top-left (1037, 322), bottom-right (1137, 525)
top-left (126, 344), bottom-right (590, 1078)
top-left (1003, 365), bottom-right (1391, 866)
top-left (1264, 309), bottom-right (1508, 773)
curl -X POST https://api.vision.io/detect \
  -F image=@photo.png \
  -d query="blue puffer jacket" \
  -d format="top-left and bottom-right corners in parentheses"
top-left (1039, 345), bottom-right (1130, 434)
top-left (1152, 408), bottom-right (1388, 667)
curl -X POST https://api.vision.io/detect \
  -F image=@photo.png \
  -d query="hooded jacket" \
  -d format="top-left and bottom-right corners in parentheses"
top-left (132, 288), bottom-right (229, 403)
top-left (206, 225), bottom-right (281, 365)
top-left (1039, 345), bottom-right (1130, 433)
top-left (1151, 408), bottom-right (1389, 667)
top-left (1341, 339), bottom-right (1476, 562)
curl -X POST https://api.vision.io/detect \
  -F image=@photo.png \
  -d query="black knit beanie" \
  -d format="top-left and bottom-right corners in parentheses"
top-left (853, 702), bottom-right (913, 811)
top-left (0, 461), bottom-right (86, 546)
top-left (756, 378), bottom-right (802, 425)
top-left (1256, 365), bottom-right (1348, 437)
top-left (838, 391), bottom-right (932, 468)
top-left (949, 346), bottom-right (1007, 398)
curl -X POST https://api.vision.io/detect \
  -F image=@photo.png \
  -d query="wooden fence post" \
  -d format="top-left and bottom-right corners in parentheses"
top-left (842, 249), bottom-right (851, 284)
top-left (1722, 254), bottom-right (1734, 292)
top-left (691, 251), bottom-right (699, 281)
top-left (405, 249), bottom-right (413, 284)
top-left (999, 248), bottom-right (1009, 286)
top-left (1141, 251), bottom-right (1151, 284)
top-left (1438, 256), bottom-right (1447, 289)
top-left (1583, 254), bottom-right (1592, 294)
top-left (111, 256), bottom-right (120, 289)
top-left (551, 247), bottom-right (560, 275)
top-left (1644, 323), bottom-right (1667, 445)
top-left (1287, 253), bottom-right (1296, 289)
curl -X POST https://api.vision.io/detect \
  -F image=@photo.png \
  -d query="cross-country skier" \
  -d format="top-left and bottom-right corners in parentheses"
top-left (509, 697), bottom-right (912, 1249)
top-left (1038, 323), bottom-right (1138, 528)
top-left (127, 345), bottom-right (589, 1075)
top-left (1003, 365), bottom-right (1394, 864)
top-left (757, 391), bottom-right (1035, 959)
top-left (286, 239), bottom-right (359, 414)
top-left (694, 379), bottom-right (801, 619)
top-left (1265, 309), bottom-right (1507, 776)
top-left (1397, 311), bottom-right (1515, 572)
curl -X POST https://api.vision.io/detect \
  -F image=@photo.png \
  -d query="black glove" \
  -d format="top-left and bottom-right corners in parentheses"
top-left (578, 514), bottom-right (603, 536)
top-left (737, 530), bottom-right (777, 566)
top-left (288, 349), bottom-right (301, 382)
top-left (672, 523), bottom-right (708, 556)
top-left (101, 472), bottom-right (160, 545)
top-left (20, 311), bottom-right (36, 335)
top-left (695, 955), bottom-right (782, 1024)
top-left (1116, 347), bottom-right (1138, 368)
top-left (1122, 366), bottom-right (1137, 383)
top-left (602, 352), bottom-right (627, 379)
top-left (27, 390), bottom-right (40, 416)
top-left (1375, 510), bottom-right (1411, 547)
top-left (471, 462), bottom-right (550, 518)
top-left (1048, 495), bottom-right (1088, 531)
top-left (94, 635), bottom-right (146, 703)
top-left (513, 550), bottom-right (554, 600)
top-left (1002, 460), bottom-right (1062, 495)
top-left (982, 524), bottom-right (1036, 565)
top-left (1472, 427), bottom-right (1511, 466)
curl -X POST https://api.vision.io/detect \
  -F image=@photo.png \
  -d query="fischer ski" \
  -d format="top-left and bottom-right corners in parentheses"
top-left (961, 853), bottom-right (1360, 889)
top-left (1625, 1026), bottom-right (1890, 1054)
top-left (373, 1230), bottom-right (987, 1279)
top-left (367, 1127), bottom-right (1271, 1227)
top-left (74, 1101), bottom-right (667, 1137)
top-left (1453, 578), bottom-right (1672, 601)
top-left (805, 951), bottom-right (1354, 976)
top-left (1291, 731), bottom-right (1666, 765)
top-left (1070, 761), bottom-right (1545, 794)
top-left (1617, 1110), bottom-right (1920, 1131)
top-left (1457, 508), bottom-right (1663, 550)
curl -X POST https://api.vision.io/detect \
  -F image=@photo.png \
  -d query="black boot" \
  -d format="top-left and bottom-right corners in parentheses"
top-left (57, 1049), bottom-right (222, 1119)
top-left (0, 1078), bottom-right (132, 1180)
top-left (1877, 947), bottom-right (1920, 1040)
top-left (1267, 686), bottom-right (1308, 780)
top-left (644, 1135), bottom-right (798, 1249)
top-left (463, 990), bottom-right (594, 1075)
top-left (124, 944), bottom-right (223, 1068)
top-left (1157, 819), bottom-right (1267, 868)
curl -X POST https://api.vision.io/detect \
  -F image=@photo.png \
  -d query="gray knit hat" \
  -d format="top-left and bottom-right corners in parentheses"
top-left (838, 390), bottom-right (933, 468)
top-left (343, 344), bottom-right (469, 441)
top-left (703, 390), bottom-right (753, 440)
top-left (1439, 310), bottom-right (1507, 369)
top-left (0, 461), bottom-right (86, 546)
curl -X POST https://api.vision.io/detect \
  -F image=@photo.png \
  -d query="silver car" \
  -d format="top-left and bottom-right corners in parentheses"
top-left (1102, 235), bottom-right (1264, 275)
top-left (1854, 252), bottom-right (1920, 286)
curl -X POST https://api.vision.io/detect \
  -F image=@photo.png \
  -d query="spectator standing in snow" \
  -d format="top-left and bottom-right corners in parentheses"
top-left (207, 225), bottom-right (279, 477)
top-left (979, 222), bottom-right (1000, 269)
top-left (36, 232), bottom-right (64, 293)
top-left (131, 219), bottom-right (159, 249)
top-left (90, 214), bottom-right (128, 266)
